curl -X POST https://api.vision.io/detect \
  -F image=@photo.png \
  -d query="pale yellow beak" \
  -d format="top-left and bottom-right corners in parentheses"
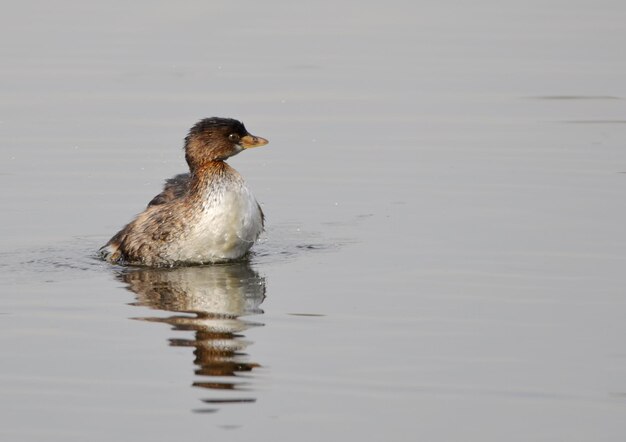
top-left (240, 134), bottom-right (269, 149)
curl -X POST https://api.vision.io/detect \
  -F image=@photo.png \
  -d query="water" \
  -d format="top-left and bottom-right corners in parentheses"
top-left (1, 1), bottom-right (626, 440)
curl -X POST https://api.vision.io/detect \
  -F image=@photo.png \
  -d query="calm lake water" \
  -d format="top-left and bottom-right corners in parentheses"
top-left (1, 1), bottom-right (626, 440)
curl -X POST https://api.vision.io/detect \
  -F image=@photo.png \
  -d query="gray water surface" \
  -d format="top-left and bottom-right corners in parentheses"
top-left (1, 1), bottom-right (626, 441)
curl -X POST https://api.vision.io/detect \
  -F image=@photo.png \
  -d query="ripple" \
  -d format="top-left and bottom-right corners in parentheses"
top-left (0, 222), bottom-right (348, 284)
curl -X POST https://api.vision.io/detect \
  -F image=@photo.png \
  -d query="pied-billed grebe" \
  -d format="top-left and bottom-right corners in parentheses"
top-left (100, 117), bottom-right (268, 267)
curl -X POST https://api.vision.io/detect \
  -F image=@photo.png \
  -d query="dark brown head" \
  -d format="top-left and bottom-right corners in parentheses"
top-left (183, 117), bottom-right (268, 170)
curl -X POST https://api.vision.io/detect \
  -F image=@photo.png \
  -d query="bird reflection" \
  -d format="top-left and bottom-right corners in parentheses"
top-left (117, 262), bottom-right (266, 412)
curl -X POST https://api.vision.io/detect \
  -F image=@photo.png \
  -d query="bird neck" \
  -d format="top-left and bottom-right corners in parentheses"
top-left (188, 161), bottom-right (238, 196)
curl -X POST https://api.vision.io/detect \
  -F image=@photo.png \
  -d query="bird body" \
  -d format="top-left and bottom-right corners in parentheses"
top-left (101, 118), bottom-right (268, 267)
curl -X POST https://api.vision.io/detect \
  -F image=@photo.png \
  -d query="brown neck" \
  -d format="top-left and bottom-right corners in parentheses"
top-left (188, 161), bottom-right (235, 196)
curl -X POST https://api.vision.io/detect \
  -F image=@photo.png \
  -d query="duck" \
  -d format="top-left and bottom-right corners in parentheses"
top-left (100, 117), bottom-right (268, 267)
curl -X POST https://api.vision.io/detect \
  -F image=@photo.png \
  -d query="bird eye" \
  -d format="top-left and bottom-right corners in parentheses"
top-left (228, 133), bottom-right (240, 142)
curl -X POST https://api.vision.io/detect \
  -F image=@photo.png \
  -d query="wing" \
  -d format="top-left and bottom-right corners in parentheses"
top-left (257, 202), bottom-right (265, 229)
top-left (147, 173), bottom-right (191, 207)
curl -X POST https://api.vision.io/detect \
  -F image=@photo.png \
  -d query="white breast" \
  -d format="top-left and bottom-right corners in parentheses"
top-left (166, 179), bottom-right (263, 264)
